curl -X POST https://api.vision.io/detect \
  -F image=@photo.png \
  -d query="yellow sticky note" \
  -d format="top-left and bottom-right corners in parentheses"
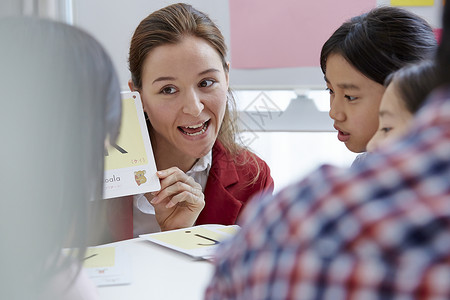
top-left (83, 247), bottom-right (115, 268)
top-left (391, 0), bottom-right (434, 6)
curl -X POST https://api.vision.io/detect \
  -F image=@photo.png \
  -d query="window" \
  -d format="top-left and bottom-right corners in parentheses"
top-left (234, 90), bottom-right (357, 192)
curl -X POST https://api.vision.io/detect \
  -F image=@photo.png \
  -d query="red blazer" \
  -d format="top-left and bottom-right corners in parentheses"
top-left (196, 141), bottom-right (274, 225)
top-left (105, 141), bottom-right (274, 242)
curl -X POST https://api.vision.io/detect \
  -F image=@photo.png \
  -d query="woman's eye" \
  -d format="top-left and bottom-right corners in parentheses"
top-left (160, 86), bottom-right (177, 95)
top-left (345, 95), bottom-right (358, 101)
top-left (199, 79), bottom-right (215, 88)
top-left (381, 127), bottom-right (392, 133)
top-left (326, 87), bottom-right (334, 95)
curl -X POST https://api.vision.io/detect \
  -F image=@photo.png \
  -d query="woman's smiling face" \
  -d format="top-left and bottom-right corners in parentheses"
top-left (138, 36), bottom-right (229, 160)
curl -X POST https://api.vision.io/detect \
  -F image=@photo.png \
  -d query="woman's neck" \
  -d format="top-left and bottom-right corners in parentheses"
top-left (156, 151), bottom-right (197, 173)
top-left (151, 135), bottom-right (197, 173)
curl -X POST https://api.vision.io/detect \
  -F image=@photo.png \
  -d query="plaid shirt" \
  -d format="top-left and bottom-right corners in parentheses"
top-left (205, 88), bottom-right (450, 300)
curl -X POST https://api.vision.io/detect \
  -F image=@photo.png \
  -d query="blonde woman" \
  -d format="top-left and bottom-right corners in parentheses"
top-left (107, 3), bottom-right (274, 241)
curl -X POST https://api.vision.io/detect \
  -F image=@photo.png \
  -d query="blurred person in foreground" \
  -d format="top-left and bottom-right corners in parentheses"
top-left (0, 17), bottom-right (121, 299)
top-left (205, 3), bottom-right (450, 299)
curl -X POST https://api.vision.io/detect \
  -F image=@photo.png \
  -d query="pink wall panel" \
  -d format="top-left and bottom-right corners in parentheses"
top-left (229, 0), bottom-right (377, 69)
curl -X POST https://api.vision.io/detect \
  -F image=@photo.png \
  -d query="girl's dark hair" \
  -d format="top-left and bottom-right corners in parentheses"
top-left (385, 60), bottom-right (438, 113)
top-left (320, 6), bottom-right (437, 85)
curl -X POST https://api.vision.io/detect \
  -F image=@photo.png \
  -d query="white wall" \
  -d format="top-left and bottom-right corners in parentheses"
top-left (72, 0), bottom-right (444, 91)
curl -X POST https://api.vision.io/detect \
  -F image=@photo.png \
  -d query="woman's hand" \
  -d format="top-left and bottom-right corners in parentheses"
top-left (147, 167), bottom-right (205, 231)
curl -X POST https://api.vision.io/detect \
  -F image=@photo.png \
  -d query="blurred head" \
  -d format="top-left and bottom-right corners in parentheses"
top-left (367, 60), bottom-right (438, 152)
top-left (128, 3), bottom-right (239, 163)
top-left (0, 17), bottom-right (121, 298)
top-left (320, 6), bottom-right (437, 153)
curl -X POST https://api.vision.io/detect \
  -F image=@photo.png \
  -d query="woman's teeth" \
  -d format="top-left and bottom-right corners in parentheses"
top-left (179, 121), bottom-right (208, 136)
top-left (186, 123), bottom-right (203, 129)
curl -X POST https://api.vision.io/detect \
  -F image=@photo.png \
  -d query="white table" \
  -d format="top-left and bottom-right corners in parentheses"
top-left (96, 238), bottom-right (214, 300)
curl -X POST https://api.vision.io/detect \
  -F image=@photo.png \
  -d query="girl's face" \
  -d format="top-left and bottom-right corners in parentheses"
top-left (136, 36), bottom-right (229, 162)
top-left (325, 53), bottom-right (385, 153)
top-left (366, 81), bottom-right (413, 152)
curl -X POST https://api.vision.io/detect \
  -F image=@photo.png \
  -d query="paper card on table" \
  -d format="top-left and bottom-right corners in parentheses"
top-left (83, 246), bottom-right (132, 286)
top-left (391, 0), bottom-right (434, 5)
top-left (139, 224), bottom-right (240, 260)
top-left (103, 91), bottom-right (160, 199)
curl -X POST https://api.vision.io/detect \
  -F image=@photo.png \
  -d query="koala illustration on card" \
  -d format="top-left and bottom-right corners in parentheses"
top-left (134, 170), bottom-right (147, 186)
